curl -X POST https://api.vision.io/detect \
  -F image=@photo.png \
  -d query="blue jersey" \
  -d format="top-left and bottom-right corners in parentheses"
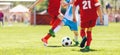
top-left (62, 0), bottom-right (78, 31)
top-left (64, 0), bottom-right (80, 25)
top-left (64, 4), bottom-right (73, 21)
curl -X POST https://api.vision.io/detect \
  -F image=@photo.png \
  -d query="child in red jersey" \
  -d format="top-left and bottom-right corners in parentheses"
top-left (30, 0), bottom-right (65, 46)
top-left (73, 0), bottom-right (103, 51)
top-left (30, 0), bottom-right (79, 46)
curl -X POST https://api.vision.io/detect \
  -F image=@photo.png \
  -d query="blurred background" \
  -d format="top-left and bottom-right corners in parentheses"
top-left (0, 1), bottom-right (120, 55)
top-left (0, 0), bottom-right (120, 26)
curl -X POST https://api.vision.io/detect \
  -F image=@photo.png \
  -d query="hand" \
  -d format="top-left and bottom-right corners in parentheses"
top-left (29, 8), bottom-right (33, 13)
top-left (73, 18), bottom-right (76, 22)
top-left (73, 15), bottom-right (77, 22)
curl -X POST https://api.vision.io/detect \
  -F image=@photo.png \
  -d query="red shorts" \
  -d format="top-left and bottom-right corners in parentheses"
top-left (81, 19), bottom-right (97, 28)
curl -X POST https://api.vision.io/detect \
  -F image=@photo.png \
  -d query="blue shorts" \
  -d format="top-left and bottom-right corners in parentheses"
top-left (62, 18), bottom-right (78, 31)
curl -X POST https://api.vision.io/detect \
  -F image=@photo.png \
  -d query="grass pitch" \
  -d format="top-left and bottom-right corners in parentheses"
top-left (0, 23), bottom-right (120, 55)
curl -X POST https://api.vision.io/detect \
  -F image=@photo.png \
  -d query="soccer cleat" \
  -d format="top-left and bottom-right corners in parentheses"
top-left (81, 46), bottom-right (90, 52)
top-left (73, 39), bottom-right (79, 46)
top-left (49, 29), bottom-right (55, 37)
top-left (80, 36), bottom-right (87, 48)
top-left (41, 38), bottom-right (48, 46)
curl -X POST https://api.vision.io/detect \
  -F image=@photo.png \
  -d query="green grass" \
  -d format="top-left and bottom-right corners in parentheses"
top-left (0, 23), bottom-right (120, 55)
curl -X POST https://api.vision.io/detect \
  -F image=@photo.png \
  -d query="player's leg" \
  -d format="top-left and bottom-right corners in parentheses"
top-left (80, 28), bottom-right (87, 48)
top-left (41, 22), bottom-right (63, 46)
top-left (49, 18), bottom-right (61, 37)
top-left (80, 21), bottom-right (87, 48)
top-left (49, 14), bottom-right (64, 37)
top-left (82, 19), bottom-right (96, 51)
top-left (73, 31), bottom-right (79, 46)
top-left (0, 18), bottom-right (4, 26)
top-left (85, 27), bottom-right (92, 51)
top-left (41, 24), bottom-right (61, 46)
top-left (80, 28), bottom-right (86, 38)
top-left (82, 27), bottom-right (92, 51)
top-left (1, 18), bottom-right (4, 26)
top-left (52, 13), bottom-right (64, 28)
top-left (53, 22), bottom-right (64, 33)
top-left (41, 33), bottom-right (51, 46)
top-left (62, 18), bottom-right (79, 46)
top-left (41, 14), bottom-right (64, 46)
top-left (41, 21), bottom-right (63, 46)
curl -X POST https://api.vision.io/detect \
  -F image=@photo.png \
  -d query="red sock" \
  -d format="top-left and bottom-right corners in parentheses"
top-left (80, 29), bottom-right (86, 38)
top-left (44, 33), bottom-right (51, 40)
top-left (51, 19), bottom-right (61, 30)
top-left (86, 31), bottom-right (92, 46)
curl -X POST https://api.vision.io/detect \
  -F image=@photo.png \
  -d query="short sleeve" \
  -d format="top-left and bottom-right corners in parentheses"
top-left (94, 0), bottom-right (100, 7)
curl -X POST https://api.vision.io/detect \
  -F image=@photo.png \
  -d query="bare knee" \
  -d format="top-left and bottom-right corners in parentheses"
top-left (57, 13), bottom-right (64, 20)
top-left (74, 31), bottom-right (78, 36)
top-left (87, 27), bottom-right (92, 31)
top-left (81, 28), bottom-right (85, 30)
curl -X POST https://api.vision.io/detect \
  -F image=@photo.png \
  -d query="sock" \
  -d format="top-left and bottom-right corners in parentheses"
top-left (54, 25), bottom-right (62, 33)
top-left (44, 33), bottom-right (51, 40)
top-left (86, 31), bottom-right (92, 46)
top-left (74, 36), bottom-right (78, 41)
top-left (80, 29), bottom-right (86, 38)
top-left (51, 19), bottom-right (61, 30)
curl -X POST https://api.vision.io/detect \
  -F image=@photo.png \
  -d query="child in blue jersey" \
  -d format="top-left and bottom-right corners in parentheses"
top-left (53, 0), bottom-right (79, 46)
top-left (40, 0), bottom-right (79, 46)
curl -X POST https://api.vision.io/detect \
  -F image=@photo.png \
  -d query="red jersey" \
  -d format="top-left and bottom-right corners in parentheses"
top-left (74, 0), bottom-right (100, 22)
top-left (48, 0), bottom-right (61, 16)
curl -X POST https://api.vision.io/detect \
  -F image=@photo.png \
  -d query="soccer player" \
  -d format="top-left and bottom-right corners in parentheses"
top-left (29, 0), bottom-right (64, 46)
top-left (54, 0), bottom-right (79, 46)
top-left (30, 0), bottom-right (79, 46)
top-left (64, 0), bottom-right (80, 46)
top-left (73, 0), bottom-right (103, 51)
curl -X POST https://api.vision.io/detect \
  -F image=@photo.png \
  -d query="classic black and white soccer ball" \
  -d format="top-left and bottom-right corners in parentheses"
top-left (62, 36), bottom-right (72, 46)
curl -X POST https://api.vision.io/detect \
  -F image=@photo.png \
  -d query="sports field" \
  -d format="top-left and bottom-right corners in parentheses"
top-left (0, 23), bottom-right (120, 55)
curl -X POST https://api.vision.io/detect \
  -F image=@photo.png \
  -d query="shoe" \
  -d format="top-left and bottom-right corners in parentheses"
top-left (41, 38), bottom-right (48, 46)
top-left (80, 36), bottom-right (87, 48)
top-left (73, 39), bottom-right (79, 46)
top-left (80, 46), bottom-right (90, 52)
top-left (49, 29), bottom-right (55, 37)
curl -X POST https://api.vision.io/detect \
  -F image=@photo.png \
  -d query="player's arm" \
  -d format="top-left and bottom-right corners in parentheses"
top-left (72, 4), bottom-right (77, 22)
top-left (29, 0), bottom-right (43, 12)
top-left (97, 7), bottom-right (104, 25)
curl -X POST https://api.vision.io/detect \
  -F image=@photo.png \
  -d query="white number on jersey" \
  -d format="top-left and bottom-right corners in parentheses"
top-left (82, 1), bottom-right (91, 9)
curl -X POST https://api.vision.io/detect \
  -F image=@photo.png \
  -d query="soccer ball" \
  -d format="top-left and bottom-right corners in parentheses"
top-left (62, 36), bottom-right (72, 46)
